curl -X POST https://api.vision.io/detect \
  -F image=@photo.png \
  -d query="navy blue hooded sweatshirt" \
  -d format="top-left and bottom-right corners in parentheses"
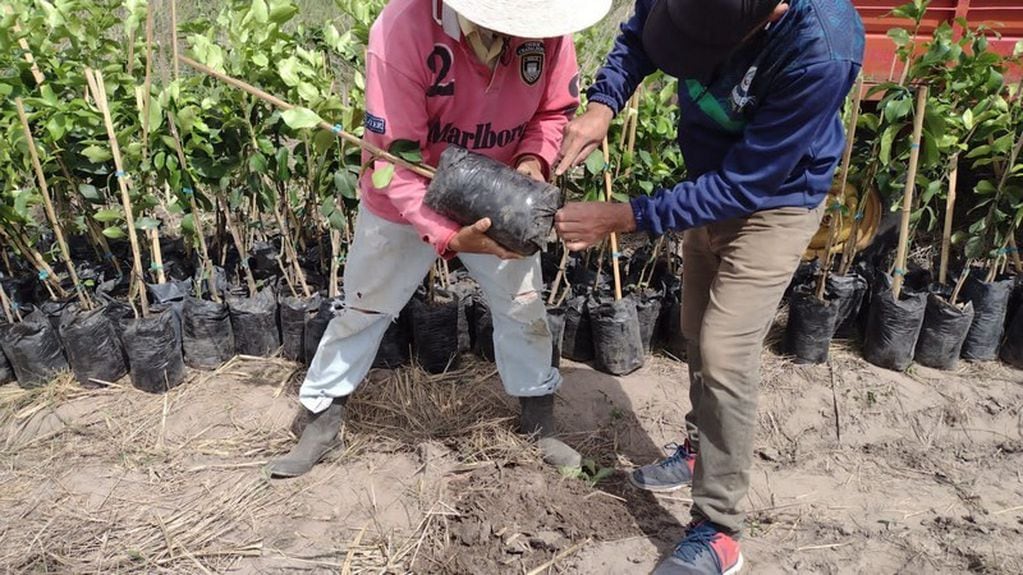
top-left (587, 0), bottom-right (865, 234)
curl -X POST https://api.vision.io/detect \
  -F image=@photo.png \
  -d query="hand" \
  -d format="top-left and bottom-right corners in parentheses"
top-left (553, 102), bottom-right (614, 177)
top-left (555, 202), bottom-right (637, 252)
top-left (516, 155), bottom-right (546, 183)
top-left (449, 218), bottom-right (521, 260)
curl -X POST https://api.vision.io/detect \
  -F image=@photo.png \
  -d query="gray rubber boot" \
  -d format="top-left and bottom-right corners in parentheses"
top-left (520, 395), bottom-right (582, 469)
top-left (268, 398), bottom-right (346, 478)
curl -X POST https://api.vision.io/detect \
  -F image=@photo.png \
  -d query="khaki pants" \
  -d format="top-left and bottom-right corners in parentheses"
top-left (682, 205), bottom-right (824, 534)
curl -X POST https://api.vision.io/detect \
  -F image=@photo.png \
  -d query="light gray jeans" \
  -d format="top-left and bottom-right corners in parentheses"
top-left (300, 205), bottom-right (561, 413)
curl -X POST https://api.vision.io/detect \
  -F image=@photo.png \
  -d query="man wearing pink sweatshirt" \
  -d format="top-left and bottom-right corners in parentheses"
top-left (269, 0), bottom-right (611, 478)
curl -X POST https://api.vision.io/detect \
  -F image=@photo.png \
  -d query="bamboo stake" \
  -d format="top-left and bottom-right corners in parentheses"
top-left (140, 0), bottom-right (155, 162)
top-left (950, 264), bottom-right (970, 306)
top-left (939, 155), bottom-right (959, 286)
top-left (547, 246), bottom-right (570, 306)
top-left (84, 68), bottom-right (149, 316)
top-left (178, 55), bottom-right (435, 179)
top-left (170, 0), bottom-right (180, 79)
top-left (15, 98), bottom-right (93, 310)
top-left (817, 74), bottom-right (865, 300)
top-left (600, 138), bottom-right (624, 301)
top-left (1009, 235), bottom-right (1022, 274)
top-left (220, 202), bottom-right (258, 296)
top-left (166, 111), bottom-right (220, 303)
top-left (0, 282), bottom-right (14, 324)
top-left (271, 205), bottom-right (311, 298)
top-left (149, 229), bottom-right (166, 284)
top-left (4, 5), bottom-right (45, 85)
top-left (328, 229), bottom-right (341, 299)
top-left (892, 87), bottom-right (929, 299)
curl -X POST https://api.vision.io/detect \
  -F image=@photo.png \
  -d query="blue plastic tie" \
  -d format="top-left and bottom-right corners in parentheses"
top-left (149, 263), bottom-right (164, 271)
top-left (104, 251), bottom-right (114, 260)
top-left (854, 211), bottom-right (865, 221)
top-left (331, 124), bottom-right (344, 135)
top-left (115, 170), bottom-right (127, 179)
top-left (38, 270), bottom-right (49, 280)
top-left (893, 268), bottom-right (907, 277)
top-left (612, 252), bottom-right (622, 259)
top-left (182, 187), bottom-right (194, 196)
top-left (910, 143), bottom-right (920, 150)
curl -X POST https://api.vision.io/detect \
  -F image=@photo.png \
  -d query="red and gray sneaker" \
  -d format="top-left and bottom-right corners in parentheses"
top-left (629, 440), bottom-right (697, 492)
top-left (653, 521), bottom-right (744, 575)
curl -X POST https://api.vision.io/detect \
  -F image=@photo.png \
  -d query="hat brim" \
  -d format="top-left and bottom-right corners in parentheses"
top-left (641, 0), bottom-right (722, 81)
top-left (444, 0), bottom-right (612, 38)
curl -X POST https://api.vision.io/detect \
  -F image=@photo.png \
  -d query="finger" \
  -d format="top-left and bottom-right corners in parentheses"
top-left (554, 135), bottom-right (584, 176)
top-left (473, 218), bottom-right (492, 233)
top-left (565, 240), bottom-right (590, 252)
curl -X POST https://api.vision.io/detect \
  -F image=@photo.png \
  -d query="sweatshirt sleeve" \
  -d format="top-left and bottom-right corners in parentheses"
top-left (363, 51), bottom-right (461, 257)
top-left (630, 61), bottom-right (859, 234)
top-left (514, 37), bottom-right (581, 179)
top-left (585, 0), bottom-right (658, 115)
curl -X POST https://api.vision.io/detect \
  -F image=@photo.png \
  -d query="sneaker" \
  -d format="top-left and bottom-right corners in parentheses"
top-left (629, 440), bottom-right (697, 492)
top-left (653, 521), bottom-right (744, 575)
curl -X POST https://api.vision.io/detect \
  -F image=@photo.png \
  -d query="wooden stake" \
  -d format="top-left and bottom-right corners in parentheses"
top-left (328, 229), bottom-right (341, 299)
top-left (892, 87), bottom-right (929, 299)
top-left (2, 228), bottom-right (66, 299)
top-left (15, 98), bottom-right (93, 310)
top-left (179, 55), bottom-right (435, 179)
top-left (140, 0), bottom-right (155, 162)
top-left (84, 68), bottom-right (149, 316)
top-left (600, 138), bottom-right (623, 301)
top-left (149, 228), bottom-right (166, 284)
top-left (0, 281), bottom-right (14, 324)
top-left (170, 0), bottom-right (180, 79)
top-left (4, 6), bottom-right (45, 85)
top-left (1009, 235), bottom-right (1022, 275)
top-left (547, 246), bottom-right (570, 306)
top-left (938, 155), bottom-right (959, 286)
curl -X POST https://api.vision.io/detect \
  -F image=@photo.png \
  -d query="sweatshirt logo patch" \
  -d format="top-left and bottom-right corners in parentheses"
top-left (730, 66), bottom-right (758, 113)
top-left (517, 41), bottom-right (545, 86)
top-left (427, 120), bottom-right (529, 150)
top-left (365, 113), bottom-right (387, 135)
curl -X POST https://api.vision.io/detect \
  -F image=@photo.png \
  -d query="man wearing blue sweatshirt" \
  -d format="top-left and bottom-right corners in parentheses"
top-left (553, 0), bottom-right (864, 573)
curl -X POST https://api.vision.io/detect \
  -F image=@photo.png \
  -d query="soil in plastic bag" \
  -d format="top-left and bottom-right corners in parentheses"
top-left (447, 275), bottom-right (479, 354)
top-left (410, 293), bottom-right (460, 374)
top-left (562, 290), bottom-right (595, 362)
top-left (829, 273), bottom-right (868, 339)
top-left (546, 306), bottom-right (565, 368)
top-left (122, 311), bottom-right (186, 393)
top-left (58, 304), bottom-right (128, 387)
top-left (148, 279), bottom-right (191, 343)
top-left (228, 287), bottom-right (280, 357)
top-left (633, 288), bottom-right (663, 355)
top-left (999, 304), bottom-right (1023, 369)
top-left (304, 296), bottom-right (343, 366)
top-left (863, 278), bottom-right (927, 372)
top-left (914, 294), bottom-right (974, 371)
top-left (425, 146), bottom-right (562, 255)
top-left (373, 310), bottom-right (413, 369)
top-left (961, 275), bottom-right (1013, 361)
top-left (589, 296), bottom-right (645, 376)
top-left (183, 297), bottom-right (235, 370)
top-left (0, 309), bottom-right (68, 388)
top-left (784, 286), bottom-right (839, 365)
top-left (280, 295), bottom-right (321, 363)
top-left (472, 296), bottom-right (495, 362)
top-left (40, 299), bottom-right (74, 331)
top-left (656, 275), bottom-right (686, 360)
top-left (0, 324), bottom-right (15, 385)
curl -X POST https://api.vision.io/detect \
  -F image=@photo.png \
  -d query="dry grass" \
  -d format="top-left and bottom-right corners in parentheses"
top-left (0, 354), bottom-right (539, 573)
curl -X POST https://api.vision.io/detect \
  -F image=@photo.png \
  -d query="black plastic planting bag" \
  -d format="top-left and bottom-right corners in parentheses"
top-left (863, 279), bottom-right (926, 372)
top-left (961, 276), bottom-right (1013, 361)
top-left (228, 288), bottom-right (280, 357)
top-left (425, 146), bottom-right (562, 255)
top-left (40, 299), bottom-right (73, 330)
top-left (374, 312), bottom-right (413, 369)
top-left (0, 309), bottom-right (68, 388)
top-left (562, 291), bottom-right (594, 362)
top-left (633, 288), bottom-right (663, 354)
top-left (785, 287), bottom-right (839, 365)
top-left (546, 306), bottom-right (565, 368)
top-left (447, 277), bottom-right (478, 354)
top-left (122, 311), bottom-right (186, 393)
top-left (0, 324), bottom-right (16, 385)
top-left (589, 296), bottom-right (645, 376)
top-left (472, 296), bottom-right (495, 362)
top-left (829, 273), bottom-right (868, 339)
top-left (280, 295), bottom-right (321, 363)
top-left (183, 297), bottom-right (235, 370)
top-left (410, 295), bottom-right (460, 374)
top-left (148, 279), bottom-right (191, 342)
top-left (914, 295), bottom-right (974, 371)
top-left (59, 304), bottom-right (128, 386)
top-left (999, 305), bottom-right (1023, 369)
top-left (304, 296), bottom-right (343, 366)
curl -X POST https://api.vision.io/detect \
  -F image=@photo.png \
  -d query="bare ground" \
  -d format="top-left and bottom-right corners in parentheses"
top-left (2, 331), bottom-right (1022, 574)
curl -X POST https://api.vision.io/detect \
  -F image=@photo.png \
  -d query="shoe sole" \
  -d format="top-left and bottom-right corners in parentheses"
top-left (626, 472), bottom-right (692, 493)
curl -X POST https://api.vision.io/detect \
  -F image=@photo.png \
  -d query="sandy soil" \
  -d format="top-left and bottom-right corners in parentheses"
top-left (2, 332), bottom-right (1022, 574)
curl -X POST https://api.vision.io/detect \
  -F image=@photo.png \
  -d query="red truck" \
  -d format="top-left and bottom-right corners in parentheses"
top-left (856, 0), bottom-right (1022, 87)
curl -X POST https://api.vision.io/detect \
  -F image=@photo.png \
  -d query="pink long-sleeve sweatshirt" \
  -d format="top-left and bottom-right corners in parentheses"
top-left (359, 0), bottom-right (581, 257)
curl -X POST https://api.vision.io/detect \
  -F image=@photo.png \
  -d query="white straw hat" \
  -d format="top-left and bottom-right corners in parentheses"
top-left (443, 0), bottom-right (613, 38)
